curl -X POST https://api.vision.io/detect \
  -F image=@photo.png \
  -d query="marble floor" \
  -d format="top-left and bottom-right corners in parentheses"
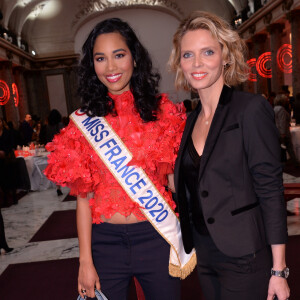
top-left (1, 173), bottom-right (300, 277)
top-left (0, 186), bottom-right (77, 275)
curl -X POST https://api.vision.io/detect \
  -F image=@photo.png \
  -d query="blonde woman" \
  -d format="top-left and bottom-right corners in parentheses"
top-left (169, 11), bottom-right (290, 300)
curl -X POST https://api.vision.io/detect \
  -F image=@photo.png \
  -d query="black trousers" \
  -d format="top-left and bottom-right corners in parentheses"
top-left (92, 221), bottom-right (180, 300)
top-left (193, 228), bottom-right (272, 300)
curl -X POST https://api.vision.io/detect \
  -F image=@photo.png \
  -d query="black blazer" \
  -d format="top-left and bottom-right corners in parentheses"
top-left (174, 86), bottom-right (288, 257)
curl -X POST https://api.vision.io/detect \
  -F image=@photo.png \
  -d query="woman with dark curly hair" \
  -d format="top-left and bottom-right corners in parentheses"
top-left (78, 19), bottom-right (161, 121)
top-left (45, 18), bottom-right (195, 300)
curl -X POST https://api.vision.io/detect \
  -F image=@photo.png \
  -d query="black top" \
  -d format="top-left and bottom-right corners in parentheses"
top-left (182, 134), bottom-right (209, 235)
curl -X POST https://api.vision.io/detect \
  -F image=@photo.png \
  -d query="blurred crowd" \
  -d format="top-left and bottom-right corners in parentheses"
top-left (264, 88), bottom-right (300, 166)
top-left (0, 109), bottom-right (69, 206)
top-left (0, 109), bottom-right (69, 254)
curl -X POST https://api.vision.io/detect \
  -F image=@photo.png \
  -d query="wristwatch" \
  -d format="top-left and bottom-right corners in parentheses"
top-left (271, 267), bottom-right (289, 279)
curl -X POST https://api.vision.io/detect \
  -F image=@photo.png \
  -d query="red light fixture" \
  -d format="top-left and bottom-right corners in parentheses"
top-left (277, 44), bottom-right (292, 74)
top-left (247, 44), bottom-right (293, 81)
top-left (247, 58), bottom-right (257, 82)
top-left (12, 83), bottom-right (19, 107)
top-left (256, 52), bottom-right (272, 78)
top-left (0, 80), bottom-right (10, 106)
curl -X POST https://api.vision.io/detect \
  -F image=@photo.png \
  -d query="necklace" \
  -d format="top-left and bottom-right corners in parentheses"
top-left (199, 112), bottom-right (211, 125)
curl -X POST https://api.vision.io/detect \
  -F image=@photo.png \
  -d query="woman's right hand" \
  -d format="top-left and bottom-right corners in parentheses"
top-left (78, 261), bottom-right (100, 299)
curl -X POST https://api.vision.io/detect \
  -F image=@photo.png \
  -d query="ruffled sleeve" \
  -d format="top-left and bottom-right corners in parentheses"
top-left (128, 94), bottom-right (186, 186)
top-left (154, 94), bottom-right (186, 184)
top-left (157, 94), bottom-right (186, 162)
top-left (44, 120), bottom-right (102, 197)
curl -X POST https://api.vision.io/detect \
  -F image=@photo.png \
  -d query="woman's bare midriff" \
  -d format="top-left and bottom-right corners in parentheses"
top-left (101, 212), bottom-right (145, 224)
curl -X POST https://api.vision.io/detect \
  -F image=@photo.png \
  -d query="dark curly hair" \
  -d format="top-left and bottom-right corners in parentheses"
top-left (78, 18), bottom-right (161, 122)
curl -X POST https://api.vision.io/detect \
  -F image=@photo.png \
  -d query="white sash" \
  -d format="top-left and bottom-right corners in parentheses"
top-left (71, 109), bottom-right (196, 279)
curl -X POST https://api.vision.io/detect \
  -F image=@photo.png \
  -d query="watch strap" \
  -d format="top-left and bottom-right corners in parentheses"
top-left (271, 267), bottom-right (289, 279)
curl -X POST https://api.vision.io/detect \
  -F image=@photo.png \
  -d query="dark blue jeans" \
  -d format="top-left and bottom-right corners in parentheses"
top-left (92, 221), bottom-right (180, 300)
top-left (193, 228), bottom-right (272, 300)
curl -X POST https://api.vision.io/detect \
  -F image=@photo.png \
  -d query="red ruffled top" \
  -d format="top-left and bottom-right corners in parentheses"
top-left (45, 91), bottom-right (186, 223)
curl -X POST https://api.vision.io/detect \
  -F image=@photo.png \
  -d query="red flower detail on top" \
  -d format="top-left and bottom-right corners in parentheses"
top-left (45, 91), bottom-right (186, 223)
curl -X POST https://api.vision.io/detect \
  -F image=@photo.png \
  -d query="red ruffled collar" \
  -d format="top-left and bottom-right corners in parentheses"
top-left (108, 90), bottom-right (136, 114)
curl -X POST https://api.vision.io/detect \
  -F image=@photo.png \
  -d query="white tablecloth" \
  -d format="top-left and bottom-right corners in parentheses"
top-left (22, 153), bottom-right (56, 191)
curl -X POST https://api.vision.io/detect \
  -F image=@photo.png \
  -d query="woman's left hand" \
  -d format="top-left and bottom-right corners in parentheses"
top-left (267, 276), bottom-right (290, 300)
top-left (167, 173), bottom-right (176, 193)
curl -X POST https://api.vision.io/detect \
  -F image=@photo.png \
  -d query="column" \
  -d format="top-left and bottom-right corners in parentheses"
top-left (244, 41), bottom-right (255, 94)
top-left (288, 10), bottom-right (300, 124)
top-left (267, 23), bottom-right (285, 94)
top-left (289, 10), bottom-right (300, 98)
top-left (13, 66), bottom-right (29, 124)
top-left (64, 66), bottom-right (81, 114)
top-left (252, 33), bottom-right (269, 95)
top-left (0, 61), bottom-right (19, 125)
top-left (24, 69), bottom-right (49, 122)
